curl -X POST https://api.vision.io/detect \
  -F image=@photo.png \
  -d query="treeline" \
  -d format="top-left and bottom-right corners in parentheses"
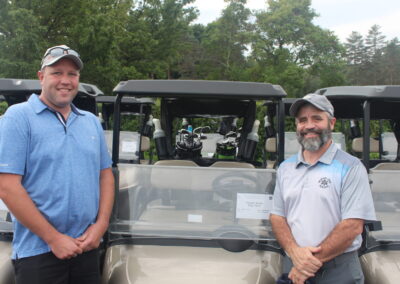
top-left (0, 0), bottom-right (399, 97)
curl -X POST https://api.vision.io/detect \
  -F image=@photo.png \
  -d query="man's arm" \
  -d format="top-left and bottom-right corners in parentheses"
top-left (314, 218), bottom-right (363, 262)
top-left (77, 168), bottom-right (114, 251)
top-left (270, 214), bottom-right (322, 277)
top-left (0, 173), bottom-right (82, 259)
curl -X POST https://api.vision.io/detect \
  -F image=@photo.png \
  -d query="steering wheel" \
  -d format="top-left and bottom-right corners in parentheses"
top-left (211, 171), bottom-right (261, 200)
top-left (213, 224), bottom-right (256, 252)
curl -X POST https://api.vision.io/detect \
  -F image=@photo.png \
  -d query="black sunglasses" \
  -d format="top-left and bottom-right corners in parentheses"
top-left (43, 46), bottom-right (80, 59)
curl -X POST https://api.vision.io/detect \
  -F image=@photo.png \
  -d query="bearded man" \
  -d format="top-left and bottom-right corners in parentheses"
top-left (270, 94), bottom-right (376, 284)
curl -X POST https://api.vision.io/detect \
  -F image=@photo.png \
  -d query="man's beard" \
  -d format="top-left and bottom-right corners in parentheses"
top-left (296, 128), bottom-right (332, 152)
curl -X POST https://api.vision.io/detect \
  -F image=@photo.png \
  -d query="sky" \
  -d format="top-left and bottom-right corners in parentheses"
top-left (192, 0), bottom-right (400, 42)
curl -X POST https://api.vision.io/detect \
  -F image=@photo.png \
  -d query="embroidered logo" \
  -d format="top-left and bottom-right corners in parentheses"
top-left (318, 177), bottom-right (331, 189)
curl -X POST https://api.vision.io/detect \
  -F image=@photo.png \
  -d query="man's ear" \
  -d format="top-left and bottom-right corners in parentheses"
top-left (37, 70), bottom-right (43, 81)
top-left (330, 117), bottom-right (337, 130)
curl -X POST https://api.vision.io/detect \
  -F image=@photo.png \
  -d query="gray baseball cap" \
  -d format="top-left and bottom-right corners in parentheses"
top-left (41, 45), bottom-right (83, 70)
top-left (289, 93), bottom-right (334, 117)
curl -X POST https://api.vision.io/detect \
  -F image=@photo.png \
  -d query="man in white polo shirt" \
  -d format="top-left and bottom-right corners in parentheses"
top-left (271, 94), bottom-right (376, 284)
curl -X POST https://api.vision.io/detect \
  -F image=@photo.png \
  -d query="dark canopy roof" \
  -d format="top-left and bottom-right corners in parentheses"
top-left (113, 80), bottom-right (286, 100)
top-left (315, 85), bottom-right (400, 120)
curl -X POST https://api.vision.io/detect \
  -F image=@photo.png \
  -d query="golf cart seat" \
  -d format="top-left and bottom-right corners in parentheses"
top-left (154, 160), bottom-right (199, 167)
top-left (351, 137), bottom-right (380, 153)
top-left (210, 161), bottom-right (254, 168)
top-left (371, 163), bottom-right (400, 171)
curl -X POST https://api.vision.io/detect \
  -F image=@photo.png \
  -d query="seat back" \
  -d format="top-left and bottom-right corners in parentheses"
top-left (351, 137), bottom-right (379, 153)
top-left (210, 161), bottom-right (255, 168)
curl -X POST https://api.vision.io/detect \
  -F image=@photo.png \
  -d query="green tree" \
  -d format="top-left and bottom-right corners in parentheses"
top-left (365, 25), bottom-right (386, 61)
top-left (123, 0), bottom-right (197, 80)
top-left (380, 38), bottom-right (400, 85)
top-left (195, 0), bottom-right (252, 80)
top-left (251, 0), bottom-right (345, 96)
top-left (0, 0), bottom-right (133, 94)
top-left (364, 25), bottom-right (386, 84)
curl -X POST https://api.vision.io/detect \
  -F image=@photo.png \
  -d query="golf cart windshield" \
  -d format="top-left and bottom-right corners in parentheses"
top-left (0, 201), bottom-right (12, 234)
top-left (109, 164), bottom-right (276, 242)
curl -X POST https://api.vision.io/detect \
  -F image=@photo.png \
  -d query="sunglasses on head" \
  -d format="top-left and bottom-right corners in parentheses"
top-left (43, 46), bottom-right (80, 59)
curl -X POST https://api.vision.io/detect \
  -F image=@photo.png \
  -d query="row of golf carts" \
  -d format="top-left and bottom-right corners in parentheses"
top-left (0, 79), bottom-right (399, 283)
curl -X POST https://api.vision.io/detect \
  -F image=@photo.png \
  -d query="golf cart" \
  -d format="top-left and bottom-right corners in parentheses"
top-left (0, 78), bottom-right (104, 284)
top-left (101, 80), bottom-right (287, 284)
top-left (95, 95), bottom-right (155, 164)
top-left (317, 85), bottom-right (400, 284)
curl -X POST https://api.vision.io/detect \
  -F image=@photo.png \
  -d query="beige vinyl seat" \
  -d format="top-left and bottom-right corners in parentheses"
top-left (154, 159), bottom-right (199, 167)
top-left (351, 137), bottom-right (380, 154)
top-left (210, 161), bottom-right (255, 168)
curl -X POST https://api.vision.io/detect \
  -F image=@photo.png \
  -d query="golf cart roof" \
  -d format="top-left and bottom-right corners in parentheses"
top-left (113, 80), bottom-right (286, 100)
top-left (0, 78), bottom-right (103, 114)
top-left (317, 85), bottom-right (400, 100)
top-left (96, 95), bottom-right (154, 115)
top-left (316, 85), bottom-right (400, 120)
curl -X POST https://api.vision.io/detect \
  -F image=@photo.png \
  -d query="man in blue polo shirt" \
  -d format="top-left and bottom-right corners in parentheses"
top-left (0, 45), bottom-right (114, 283)
top-left (271, 94), bottom-right (376, 284)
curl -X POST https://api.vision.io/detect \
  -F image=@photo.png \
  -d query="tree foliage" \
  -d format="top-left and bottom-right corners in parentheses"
top-left (0, 0), bottom-right (399, 98)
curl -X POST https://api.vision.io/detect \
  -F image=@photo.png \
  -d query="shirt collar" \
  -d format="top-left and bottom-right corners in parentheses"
top-left (29, 93), bottom-right (84, 116)
top-left (295, 141), bottom-right (338, 167)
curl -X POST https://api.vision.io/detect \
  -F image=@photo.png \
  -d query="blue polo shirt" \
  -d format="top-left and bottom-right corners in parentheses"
top-left (272, 142), bottom-right (376, 252)
top-left (0, 94), bottom-right (112, 259)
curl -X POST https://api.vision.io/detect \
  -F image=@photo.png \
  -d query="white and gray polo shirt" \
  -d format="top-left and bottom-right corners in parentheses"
top-left (272, 142), bottom-right (376, 252)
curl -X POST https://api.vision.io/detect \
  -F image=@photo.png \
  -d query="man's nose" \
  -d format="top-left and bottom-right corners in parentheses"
top-left (60, 74), bottom-right (71, 84)
top-left (304, 120), bottom-right (316, 129)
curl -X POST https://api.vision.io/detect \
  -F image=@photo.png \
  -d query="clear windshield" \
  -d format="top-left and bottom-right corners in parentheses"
top-left (104, 130), bottom-right (140, 161)
top-left (369, 167), bottom-right (400, 243)
top-left (0, 200), bottom-right (12, 233)
top-left (110, 164), bottom-right (276, 241)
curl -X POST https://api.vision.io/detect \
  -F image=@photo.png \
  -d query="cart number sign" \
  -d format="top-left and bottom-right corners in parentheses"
top-left (121, 141), bottom-right (137, 153)
top-left (236, 193), bottom-right (273, 220)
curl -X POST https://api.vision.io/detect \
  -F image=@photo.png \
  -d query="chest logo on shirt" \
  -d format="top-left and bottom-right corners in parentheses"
top-left (318, 177), bottom-right (331, 189)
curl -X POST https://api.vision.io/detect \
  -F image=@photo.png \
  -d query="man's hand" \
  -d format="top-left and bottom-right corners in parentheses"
top-left (289, 246), bottom-right (322, 277)
top-left (76, 221), bottom-right (108, 252)
top-left (48, 233), bottom-right (83, 259)
top-left (289, 267), bottom-right (309, 284)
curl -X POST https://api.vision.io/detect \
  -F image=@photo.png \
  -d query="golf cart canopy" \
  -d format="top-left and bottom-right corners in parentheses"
top-left (316, 85), bottom-right (400, 120)
top-left (0, 78), bottom-right (103, 114)
top-left (113, 80), bottom-right (286, 100)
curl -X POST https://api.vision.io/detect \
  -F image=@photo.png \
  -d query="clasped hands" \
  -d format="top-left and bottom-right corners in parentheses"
top-left (48, 222), bottom-right (107, 260)
top-left (288, 246), bottom-right (322, 284)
